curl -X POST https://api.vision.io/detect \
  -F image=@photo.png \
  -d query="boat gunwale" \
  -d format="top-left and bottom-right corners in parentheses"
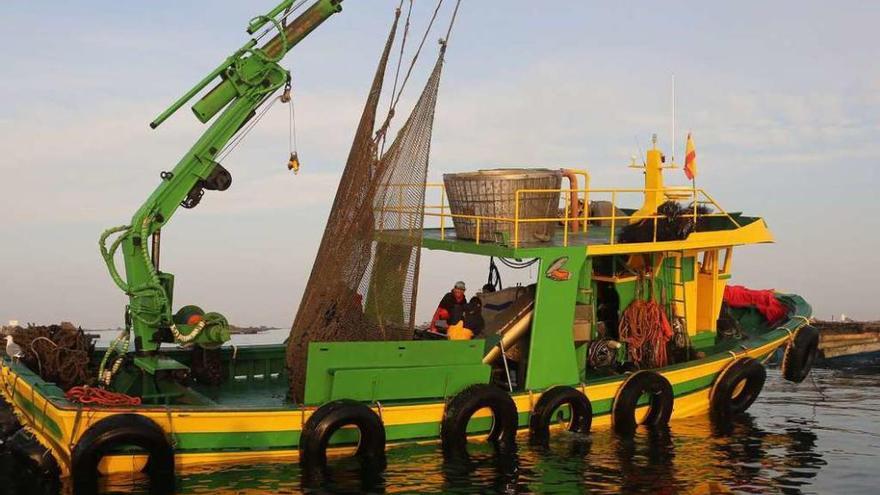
top-left (1, 293), bottom-right (811, 415)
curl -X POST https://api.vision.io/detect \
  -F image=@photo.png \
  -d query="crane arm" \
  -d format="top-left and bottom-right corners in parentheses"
top-left (100, 0), bottom-right (344, 381)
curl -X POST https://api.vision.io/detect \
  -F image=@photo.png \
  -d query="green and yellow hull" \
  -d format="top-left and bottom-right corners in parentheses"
top-left (0, 295), bottom-right (809, 478)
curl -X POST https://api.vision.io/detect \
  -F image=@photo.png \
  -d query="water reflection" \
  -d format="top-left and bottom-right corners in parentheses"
top-left (11, 366), bottom-right (880, 494)
top-left (3, 412), bottom-right (831, 494)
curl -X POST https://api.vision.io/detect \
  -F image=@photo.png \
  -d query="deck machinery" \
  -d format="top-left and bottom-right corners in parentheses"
top-left (99, 0), bottom-right (344, 400)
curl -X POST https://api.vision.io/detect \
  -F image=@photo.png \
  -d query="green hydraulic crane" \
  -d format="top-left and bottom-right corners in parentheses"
top-left (99, 0), bottom-right (343, 398)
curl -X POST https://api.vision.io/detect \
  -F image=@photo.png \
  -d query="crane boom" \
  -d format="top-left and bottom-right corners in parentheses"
top-left (99, 0), bottom-right (344, 394)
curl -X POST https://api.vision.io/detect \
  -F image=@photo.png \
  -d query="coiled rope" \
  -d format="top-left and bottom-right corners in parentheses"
top-left (11, 325), bottom-right (94, 391)
top-left (618, 299), bottom-right (673, 369)
top-left (66, 386), bottom-right (142, 407)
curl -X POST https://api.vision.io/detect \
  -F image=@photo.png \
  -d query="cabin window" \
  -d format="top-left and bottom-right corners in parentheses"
top-left (698, 250), bottom-right (717, 274)
top-left (720, 247), bottom-right (733, 275)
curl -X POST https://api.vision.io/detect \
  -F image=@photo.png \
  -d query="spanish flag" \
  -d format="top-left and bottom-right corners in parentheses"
top-left (684, 132), bottom-right (697, 180)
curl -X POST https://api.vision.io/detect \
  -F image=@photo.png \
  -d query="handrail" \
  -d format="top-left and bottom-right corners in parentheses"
top-left (380, 183), bottom-right (743, 248)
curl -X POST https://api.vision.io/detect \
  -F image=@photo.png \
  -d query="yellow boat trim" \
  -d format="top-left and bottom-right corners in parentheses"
top-left (0, 333), bottom-right (788, 478)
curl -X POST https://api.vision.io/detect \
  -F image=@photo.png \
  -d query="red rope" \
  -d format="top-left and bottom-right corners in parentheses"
top-left (65, 385), bottom-right (142, 407)
top-left (619, 300), bottom-right (673, 368)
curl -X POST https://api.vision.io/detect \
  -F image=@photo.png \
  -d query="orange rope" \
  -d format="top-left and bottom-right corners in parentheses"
top-left (619, 300), bottom-right (673, 368)
top-left (65, 385), bottom-right (141, 407)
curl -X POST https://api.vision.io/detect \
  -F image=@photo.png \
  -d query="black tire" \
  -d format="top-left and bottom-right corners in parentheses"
top-left (529, 385), bottom-right (592, 445)
top-left (0, 400), bottom-right (22, 439)
top-left (783, 325), bottom-right (819, 383)
top-left (6, 428), bottom-right (60, 478)
top-left (710, 357), bottom-right (766, 423)
top-left (612, 371), bottom-right (674, 436)
top-left (299, 399), bottom-right (386, 468)
top-left (441, 384), bottom-right (518, 458)
top-left (71, 414), bottom-right (174, 494)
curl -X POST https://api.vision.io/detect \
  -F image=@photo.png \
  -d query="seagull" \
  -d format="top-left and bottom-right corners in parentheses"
top-left (4, 335), bottom-right (24, 362)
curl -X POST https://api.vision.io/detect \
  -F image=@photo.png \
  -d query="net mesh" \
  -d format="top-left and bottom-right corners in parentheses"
top-left (286, 14), bottom-right (446, 403)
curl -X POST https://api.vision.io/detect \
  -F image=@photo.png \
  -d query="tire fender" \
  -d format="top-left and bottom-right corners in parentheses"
top-left (612, 371), bottom-right (674, 435)
top-left (529, 385), bottom-right (592, 445)
top-left (782, 325), bottom-right (819, 383)
top-left (299, 399), bottom-right (386, 468)
top-left (71, 414), bottom-right (174, 494)
top-left (441, 383), bottom-right (518, 458)
top-left (710, 357), bottom-right (766, 423)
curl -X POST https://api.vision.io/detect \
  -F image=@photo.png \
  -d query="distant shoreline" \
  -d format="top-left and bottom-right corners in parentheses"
top-left (1, 324), bottom-right (284, 336)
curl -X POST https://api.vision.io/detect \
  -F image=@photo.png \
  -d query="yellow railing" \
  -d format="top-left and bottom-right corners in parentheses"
top-left (380, 183), bottom-right (742, 248)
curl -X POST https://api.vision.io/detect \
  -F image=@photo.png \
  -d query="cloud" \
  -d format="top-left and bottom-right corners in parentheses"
top-left (3, 1), bottom-right (880, 325)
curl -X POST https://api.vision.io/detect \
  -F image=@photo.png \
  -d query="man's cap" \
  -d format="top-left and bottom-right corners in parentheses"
top-left (454, 281), bottom-right (466, 290)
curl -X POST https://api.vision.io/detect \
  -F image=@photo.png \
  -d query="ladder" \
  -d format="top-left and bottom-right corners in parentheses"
top-left (667, 251), bottom-right (690, 338)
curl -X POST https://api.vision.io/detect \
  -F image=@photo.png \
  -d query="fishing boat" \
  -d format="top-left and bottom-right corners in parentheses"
top-left (814, 320), bottom-right (880, 365)
top-left (0, 0), bottom-right (819, 492)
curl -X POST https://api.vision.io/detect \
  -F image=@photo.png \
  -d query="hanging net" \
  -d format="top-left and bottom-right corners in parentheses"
top-left (286, 11), bottom-right (448, 403)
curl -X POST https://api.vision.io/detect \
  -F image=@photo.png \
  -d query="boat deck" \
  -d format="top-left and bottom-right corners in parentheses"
top-left (193, 378), bottom-right (289, 409)
top-left (414, 212), bottom-right (765, 258)
top-left (420, 225), bottom-right (616, 253)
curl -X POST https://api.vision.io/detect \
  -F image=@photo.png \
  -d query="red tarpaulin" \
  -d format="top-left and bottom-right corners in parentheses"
top-left (723, 285), bottom-right (788, 323)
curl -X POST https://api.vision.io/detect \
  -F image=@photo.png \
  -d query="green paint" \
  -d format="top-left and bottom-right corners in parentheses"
top-left (525, 252), bottom-right (585, 390)
top-left (615, 279), bottom-right (638, 312)
top-left (330, 365), bottom-right (490, 402)
top-left (13, 395), bottom-right (63, 441)
top-left (176, 430), bottom-right (301, 451)
top-left (303, 340), bottom-right (489, 405)
top-left (691, 331), bottom-right (717, 351)
top-left (681, 256), bottom-right (695, 282)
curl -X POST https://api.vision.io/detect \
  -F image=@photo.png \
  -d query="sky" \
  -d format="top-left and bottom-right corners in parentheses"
top-left (1, 0), bottom-right (878, 328)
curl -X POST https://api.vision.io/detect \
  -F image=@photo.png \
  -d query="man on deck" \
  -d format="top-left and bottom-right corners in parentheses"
top-left (431, 281), bottom-right (468, 333)
top-left (430, 281), bottom-right (485, 336)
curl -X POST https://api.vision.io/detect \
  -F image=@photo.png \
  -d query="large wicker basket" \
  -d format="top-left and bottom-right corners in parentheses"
top-left (443, 169), bottom-right (562, 244)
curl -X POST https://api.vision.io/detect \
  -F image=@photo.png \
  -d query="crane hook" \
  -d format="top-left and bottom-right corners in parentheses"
top-left (281, 79), bottom-right (292, 103)
top-left (282, 76), bottom-right (299, 174)
top-left (288, 152), bottom-right (300, 174)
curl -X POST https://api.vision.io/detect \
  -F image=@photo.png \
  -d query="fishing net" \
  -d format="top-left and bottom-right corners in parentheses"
top-left (9, 324), bottom-right (95, 391)
top-left (285, 11), bottom-right (447, 402)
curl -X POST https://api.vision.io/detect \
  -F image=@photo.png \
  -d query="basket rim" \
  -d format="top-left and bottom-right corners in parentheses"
top-left (443, 168), bottom-right (562, 181)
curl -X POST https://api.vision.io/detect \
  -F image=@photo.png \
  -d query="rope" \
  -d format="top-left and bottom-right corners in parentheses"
top-left (288, 76), bottom-right (299, 156)
top-left (618, 300), bottom-right (673, 368)
top-left (66, 386), bottom-right (142, 407)
top-left (217, 94), bottom-right (283, 163)
top-left (389, 0), bottom-right (445, 112)
top-left (255, 0), bottom-right (309, 42)
top-left (442, 0), bottom-right (463, 44)
top-left (497, 257), bottom-right (539, 270)
top-left (380, 0), bottom-right (412, 156)
top-left (387, 0), bottom-right (412, 121)
top-left (27, 336), bottom-right (57, 375)
top-left (499, 337), bottom-right (514, 392)
top-left (11, 325), bottom-right (95, 391)
top-left (809, 372), bottom-right (828, 401)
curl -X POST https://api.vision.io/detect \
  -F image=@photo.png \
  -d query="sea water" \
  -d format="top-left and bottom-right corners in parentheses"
top-left (2, 332), bottom-right (878, 494)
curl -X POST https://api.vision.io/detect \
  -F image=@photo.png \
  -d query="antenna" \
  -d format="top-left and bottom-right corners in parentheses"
top-left (630, 136), bottom-right (646, 168)
top-left (670, 74), bottom-right (676, 167)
